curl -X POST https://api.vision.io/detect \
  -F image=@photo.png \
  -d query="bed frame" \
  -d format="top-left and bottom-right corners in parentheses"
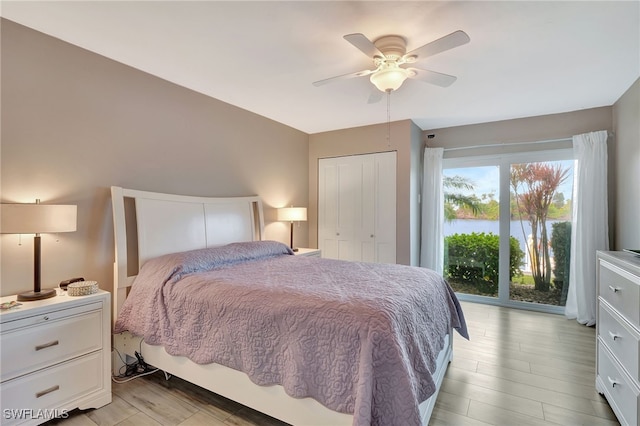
top-left (111, 186), bottom-right (452, 425)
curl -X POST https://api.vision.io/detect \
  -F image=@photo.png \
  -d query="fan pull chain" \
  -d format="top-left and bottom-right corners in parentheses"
top-left (386, 90), bottom-right (391, 149)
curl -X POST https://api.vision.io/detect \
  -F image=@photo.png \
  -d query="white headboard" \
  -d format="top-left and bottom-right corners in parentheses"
top-left (111, 186), bottom-right (264, 323)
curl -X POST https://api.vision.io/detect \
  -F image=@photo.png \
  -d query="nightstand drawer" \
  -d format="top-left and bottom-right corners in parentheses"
top-left (1, 308), bottom-right (102, 382)
top-left (0, 352), bottom-right (103, 426)
top-left (599, 300), bottom-right (640, 382)
top-left (598, 343), bottom-right (640, 426)
top-left (599, 261), bottom-right (640, 328)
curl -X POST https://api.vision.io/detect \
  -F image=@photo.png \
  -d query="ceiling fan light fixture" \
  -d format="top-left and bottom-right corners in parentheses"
top-left (370, 67), bottom-right (409, 92)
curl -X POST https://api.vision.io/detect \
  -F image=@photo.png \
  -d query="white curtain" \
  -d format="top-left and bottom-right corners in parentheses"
top-left (420, 147), bottom-right (444, 274)
top-left (565, 130), bottom-right (609, 326)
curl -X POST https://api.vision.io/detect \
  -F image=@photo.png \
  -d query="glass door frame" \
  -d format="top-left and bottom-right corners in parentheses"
top-left (443, 148), bottom-right (574, 315)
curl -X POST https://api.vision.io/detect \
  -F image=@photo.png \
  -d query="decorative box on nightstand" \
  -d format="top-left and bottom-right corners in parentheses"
top-left (0, 291), bottom-right (111, 425)
top-left (596, 251), bottom-right (640, 426)
top-left (294, 248), bottom-right (321, 257)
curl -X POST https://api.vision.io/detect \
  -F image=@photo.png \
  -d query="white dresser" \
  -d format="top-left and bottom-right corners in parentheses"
top-left (0, 291), bottom-right (111, 425)
top-left (596, 251), bottom-right (640, 426)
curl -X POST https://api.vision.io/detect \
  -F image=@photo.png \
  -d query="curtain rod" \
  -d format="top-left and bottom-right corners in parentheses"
top-left (441, 137), bottom-right (572, 152)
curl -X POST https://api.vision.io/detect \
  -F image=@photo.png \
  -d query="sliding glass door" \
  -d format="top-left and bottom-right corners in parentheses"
top-left (443, 165), bottom-right (500, 299)
top-left (443, 150), bottom-right (574, 312)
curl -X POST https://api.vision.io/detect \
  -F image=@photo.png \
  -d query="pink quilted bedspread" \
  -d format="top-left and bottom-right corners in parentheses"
top-left (115, 241), bottom-right (468, 426)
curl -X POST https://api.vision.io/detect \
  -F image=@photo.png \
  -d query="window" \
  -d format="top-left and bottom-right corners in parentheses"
top-left (443, 148), bottom-right (574, 313)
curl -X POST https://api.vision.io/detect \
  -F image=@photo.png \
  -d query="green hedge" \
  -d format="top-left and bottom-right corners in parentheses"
top-left (444, 232), bottom-right (524, 293)
top-left (551, 221), bottom-right (571, 304)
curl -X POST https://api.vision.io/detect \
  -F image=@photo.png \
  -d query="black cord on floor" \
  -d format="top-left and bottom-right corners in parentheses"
top-left (112, 347), bottom-right (159, 383)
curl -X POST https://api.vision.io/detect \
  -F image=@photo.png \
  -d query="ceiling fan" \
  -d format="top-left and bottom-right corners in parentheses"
top-left (313, 30), bottom-right (470, 99)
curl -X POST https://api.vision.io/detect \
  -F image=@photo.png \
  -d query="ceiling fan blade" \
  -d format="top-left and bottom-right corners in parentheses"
top-left (406, 68), bottom-right (458, 87)
top-left (312, 69), bottom-right (374, 87)
top-left (404, 30), bottom-right (470, 61)
top-left (367, 89), bottom-right (383, 104)
top-left (344, 33), bottom-right (384, 58)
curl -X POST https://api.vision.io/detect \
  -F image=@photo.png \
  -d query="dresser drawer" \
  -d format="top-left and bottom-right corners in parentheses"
top-left (1, 308), bottom-right (102, 382)
top-left (599, 300), bottom-right (640, 382)
top-left (598, 343), bottom-right (640, 426)
top-left (0, 352), bottom-right (103, 426)
top-left (599, 260), bottom-right (640, 328)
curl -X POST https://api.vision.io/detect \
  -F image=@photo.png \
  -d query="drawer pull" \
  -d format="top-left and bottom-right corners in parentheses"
top-left (608, 331), bottom-right (621, 341)
top-left (35, 385), bottom-right (59, 398)
top-left (607, 376), bottom-right (620, 388)
top-left (35, 340), bottom-right (59, 351)
top-left (608, 285), bottom-right (621, 293)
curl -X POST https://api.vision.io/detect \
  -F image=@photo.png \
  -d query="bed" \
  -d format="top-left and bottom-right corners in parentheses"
top-left (110, 186), bottom-right (468, 426)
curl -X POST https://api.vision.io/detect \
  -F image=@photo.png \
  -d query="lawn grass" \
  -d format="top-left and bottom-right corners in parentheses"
top-left (512, 274), bottom-right (535, 285)
top-left (448, 274), bottom-right (564, 306)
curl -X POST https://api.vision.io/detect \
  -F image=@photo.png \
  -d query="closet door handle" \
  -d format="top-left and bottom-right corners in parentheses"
top-left (608, 285), bottom-right (621, 293)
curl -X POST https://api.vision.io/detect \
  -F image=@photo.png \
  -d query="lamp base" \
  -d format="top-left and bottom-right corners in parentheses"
top-left (17, 288), bottom-right (57, 302)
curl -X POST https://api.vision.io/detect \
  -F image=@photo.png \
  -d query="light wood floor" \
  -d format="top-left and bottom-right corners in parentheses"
top-left (46, 301), bottom-right (620, 426)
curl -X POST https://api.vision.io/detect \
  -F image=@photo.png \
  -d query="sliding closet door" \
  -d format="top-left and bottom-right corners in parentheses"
top-left (318, 156), bottom-right (358, 260)
top-left (372, 151), bottom-right (396, 263)
top-left (356, 155), bottom-right (376, 262)
top-left (318, 152), bottom-right (396, 263)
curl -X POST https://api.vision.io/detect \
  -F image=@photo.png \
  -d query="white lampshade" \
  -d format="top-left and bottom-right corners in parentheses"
top-left (370, 67), bottom-right (409, 92)
top-left (277, 207), bottom-right (307, 222)
top-left (1, 203), bottom-right (77, 234)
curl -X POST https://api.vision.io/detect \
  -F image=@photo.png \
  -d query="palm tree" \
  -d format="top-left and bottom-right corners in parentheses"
top-left (444, 175), bottom-right (482, 221)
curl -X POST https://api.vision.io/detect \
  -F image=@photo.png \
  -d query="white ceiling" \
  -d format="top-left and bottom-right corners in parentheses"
top-left (2, 1), bottom-right (639, 134)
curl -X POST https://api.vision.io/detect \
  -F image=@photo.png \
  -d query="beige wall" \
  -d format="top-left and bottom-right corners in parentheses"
top-left (612, 78), bottom-right (640, 250)
top-left (308, 120), bottom-right (418, 265)
top-left (0, 20), bottom-right (309, 297)
top-left (423, 107), bottom-right (613, 152)
top-left (409, 121), bottom-right (423, 266)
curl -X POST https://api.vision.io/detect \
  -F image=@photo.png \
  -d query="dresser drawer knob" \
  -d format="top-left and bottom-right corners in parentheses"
top-left (607, 285), bottom-right (621, 293)
top-left (35, 340), bottom-right (59, 351)
top-left (607, 376), bottom-right (620, 388)
top-left (35, 385), bottom-right (60, 398)
top-left (608, 331), bottom-right (621, 341)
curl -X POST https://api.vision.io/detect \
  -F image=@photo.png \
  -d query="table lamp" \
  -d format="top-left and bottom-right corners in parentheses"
top-left (277, 207), bottom-right (307, 252)
top-left (1, 200), bottom-right (77, 301)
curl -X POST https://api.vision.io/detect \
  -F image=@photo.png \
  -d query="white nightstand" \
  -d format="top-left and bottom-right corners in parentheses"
top-left (294, 248), bottom-right (321, 257)
top-left (0, 291), bottom-right (111, 425)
